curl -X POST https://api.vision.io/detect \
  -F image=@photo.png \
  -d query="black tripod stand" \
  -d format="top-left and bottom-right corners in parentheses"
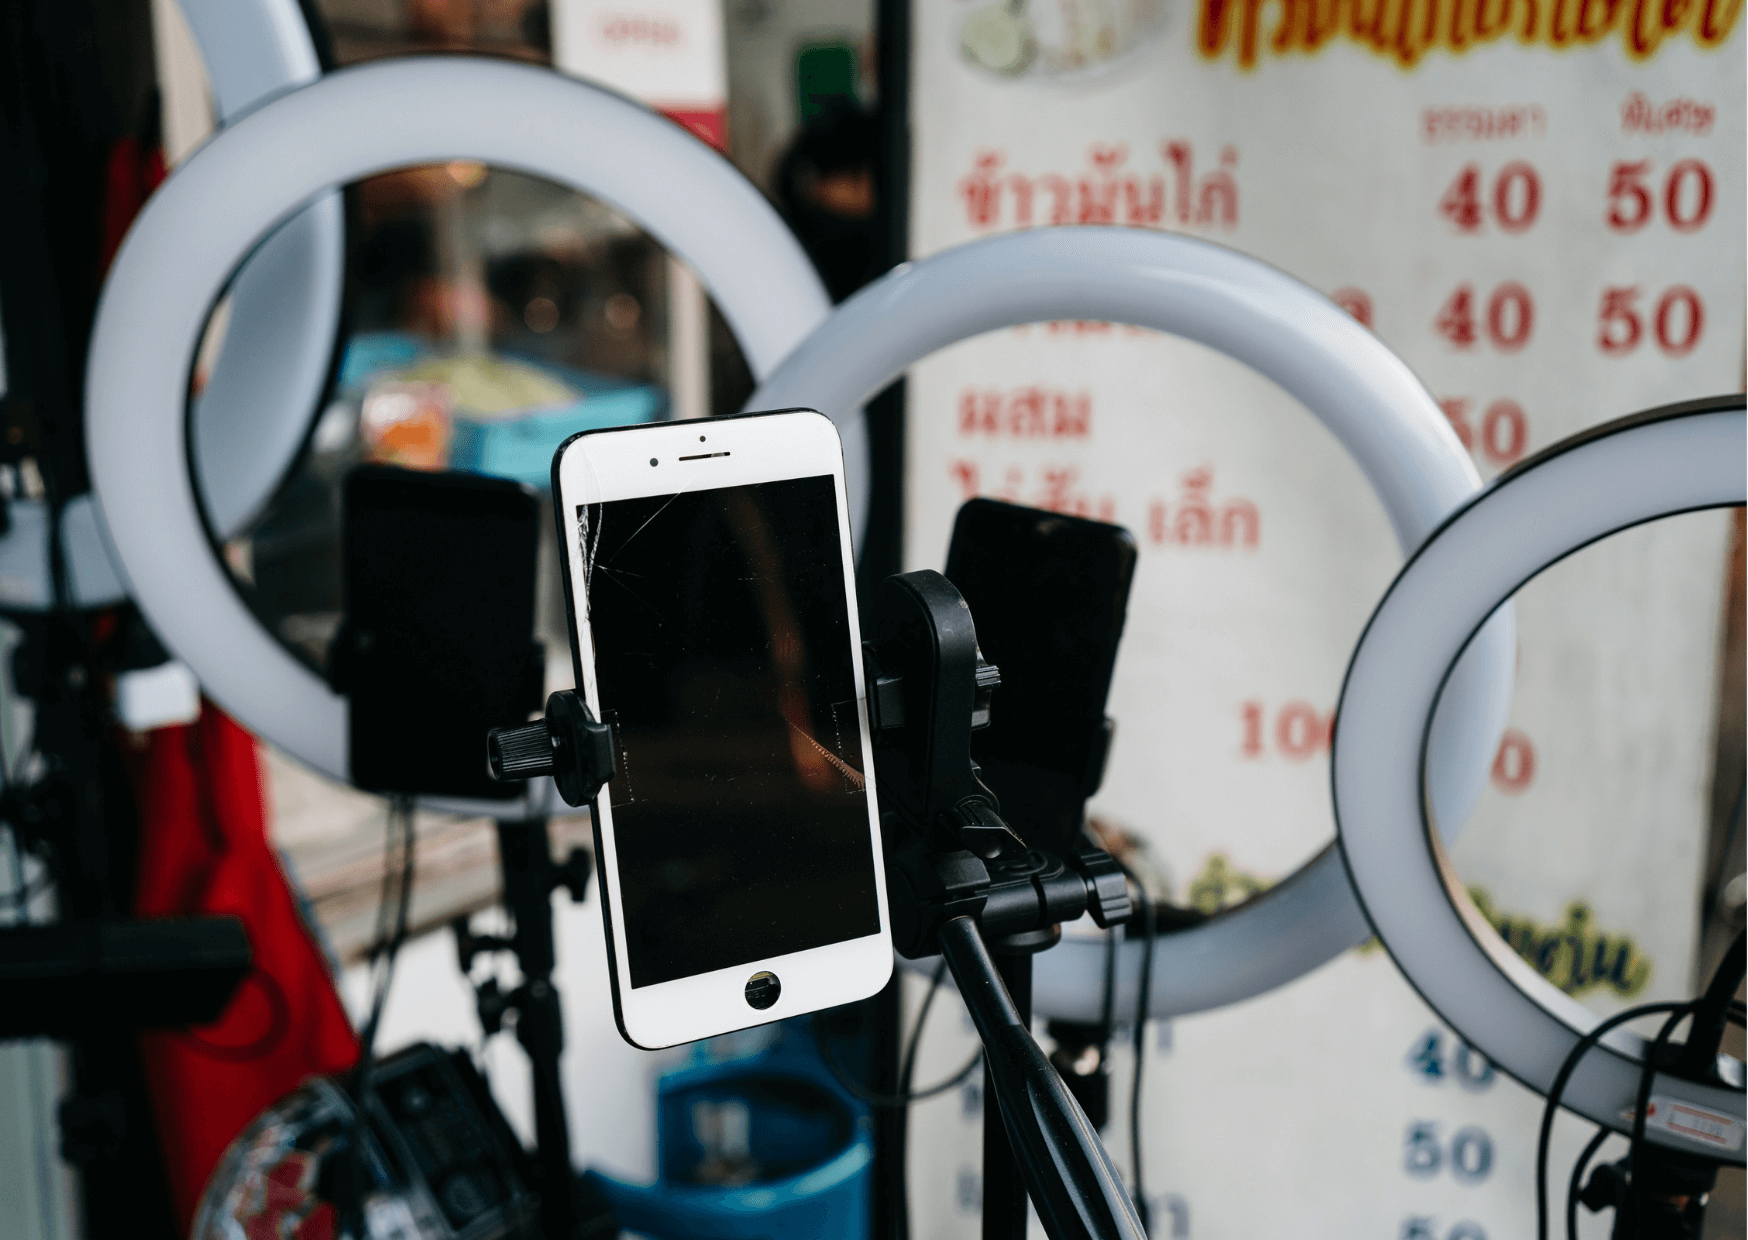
top-left (451, 815), bottom-right (601, 1239)
top-left (490, 570), bottom-right (1146, 1240)
top-left (464, 697), bottom-right (618, 1238)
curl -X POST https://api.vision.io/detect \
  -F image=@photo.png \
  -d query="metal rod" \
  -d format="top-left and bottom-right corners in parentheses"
top-left (496, 818), bottom-right (578, 1238)
top-left (983, 948), bottom-right (1033, 1240)
top-left (938, 916), bottom-right (1145, 1240)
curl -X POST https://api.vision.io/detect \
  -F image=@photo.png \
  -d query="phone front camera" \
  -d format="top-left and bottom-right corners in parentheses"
top-left (744, 971), bottom-right (780, 1010)
top-left (649, 458), bottom-right (658, 466)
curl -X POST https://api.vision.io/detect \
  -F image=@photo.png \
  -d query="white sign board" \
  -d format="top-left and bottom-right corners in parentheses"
top-left (901, 1), bottom-right (1743, 1236)
top-left (553, 0), bottom-right (728, 146)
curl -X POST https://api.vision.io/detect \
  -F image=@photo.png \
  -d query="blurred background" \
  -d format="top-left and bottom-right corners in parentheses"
top-left (0, 1), bottom-right (1739, 1239)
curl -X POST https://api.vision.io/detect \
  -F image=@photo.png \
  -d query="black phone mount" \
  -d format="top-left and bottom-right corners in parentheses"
top-left (485, 572), bottom-right (1145, 1240)
top-left (866, 570), bottom-right (1144, 1240)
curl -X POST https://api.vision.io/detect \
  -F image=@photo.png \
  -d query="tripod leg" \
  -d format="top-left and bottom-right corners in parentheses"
top-left (983, 950), bottom-right (1032, 1240)
top-left (497, 818), bottom-right (579, 1238)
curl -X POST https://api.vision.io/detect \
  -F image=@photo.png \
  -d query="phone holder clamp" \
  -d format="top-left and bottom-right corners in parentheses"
top-left (868, 570), bottom-right (1144, 1240)
top-left (486, 690), bottom-right (616, 808)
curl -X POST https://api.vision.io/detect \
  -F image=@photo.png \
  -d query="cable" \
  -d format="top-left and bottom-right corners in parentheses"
top-left (1549, 931), bottom-right (1743, 1239)
top-left (1566, 1127), bottom-right (1611, 1240)
top-left (355, 793), bottom-right (417, 1088)
top-left (1623, 1006), bottom-right (1694, 1238)
top-left (1112, 857), bottom-right (1158, 1236)
top-left (1098, 921), bottom-right (1119, 1046)
top-left (813, 1021), bottom-right (982, 1108)
top-left (812, 961), bottom-right (985, 1108)
top-left (1534, 998), bottom-right (1690, 1240)
top-left (1674, 930), bottom-right (1745, 1080)
top-left (900, 958), bottom-right (948, 1094)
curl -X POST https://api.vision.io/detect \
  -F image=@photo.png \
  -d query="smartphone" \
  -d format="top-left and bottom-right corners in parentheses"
top-left (552, 408), bottom-right (890, 1048)
top-left (337, 466), bottom-right (542, 800)
top-left (943, 499), bottom-right (1138, 853)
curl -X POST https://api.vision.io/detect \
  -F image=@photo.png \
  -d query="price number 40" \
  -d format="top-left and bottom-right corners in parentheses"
top-left (1407, 1028), bottom-right (1496, 1089)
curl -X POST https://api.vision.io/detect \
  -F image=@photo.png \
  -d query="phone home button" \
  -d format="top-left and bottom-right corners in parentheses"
top-left (744, 971), bottom-right (780, 1010)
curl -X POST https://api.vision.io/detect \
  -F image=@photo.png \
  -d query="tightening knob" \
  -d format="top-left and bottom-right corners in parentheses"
top-left (1066, 848), bottom-right (1133, 929)
top-left (486, 690), bottom-right (615, 807)
top-left (474, 978), bottom-right (511, 1037)
top-left (486, 721), bottom-right (555, 780)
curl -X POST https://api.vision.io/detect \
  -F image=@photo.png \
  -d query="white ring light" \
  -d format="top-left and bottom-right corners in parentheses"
top-left (745, 227), bottom-right (1516, 1017)
top-left (1333, 397), bottom-right (1745, 1158)
top-left (85, 56), bottom-right (830, 803)
top-left (181, 0), bottom-right (347, 541)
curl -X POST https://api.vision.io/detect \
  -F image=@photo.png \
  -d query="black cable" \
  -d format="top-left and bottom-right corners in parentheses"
top-left (1553, 930), bottom-right (1747, 1238)
top-left (355, 794), bottom-right (417, 1085)
top-left (1535, 998), bottom-right (1690, 1240)
top-left (1566, 1126), bottom-right (1611, 1240)
top-left (900, 958), bottom-right (948, 1094)
top-left (1098, 921), bottom-right (1119, 1047)
top-left (1112, 858), bottom-right (1158, 1236)
top-left (1623, 1006), bottom-right (1693, 1239)
top-left (1674, 929), bottom-right (1745, 1080)
top-left (812, 961), bottom-right (985, 1108)
top-left (35, 458), bottom-right (72, 618)
top-left (813, 1021), bottom-right (982, 1108)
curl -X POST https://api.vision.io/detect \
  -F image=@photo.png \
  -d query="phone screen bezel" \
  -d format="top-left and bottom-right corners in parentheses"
top-left (553, 408), bottom-right (891, 1049)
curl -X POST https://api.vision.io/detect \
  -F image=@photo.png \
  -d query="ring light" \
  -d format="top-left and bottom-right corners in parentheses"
top-left (744, 226), bottom-right (1516, 1017)
top-left (86, 56), bottom-right (831, 803)
top-left (181, 0), bottom-right (346, 540)
top-left (1332, 397), bottom-right (1745, 1157)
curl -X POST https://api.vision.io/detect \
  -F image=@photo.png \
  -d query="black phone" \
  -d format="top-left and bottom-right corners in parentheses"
top-left (336, 466), bottom-right (543, 800)
top-left (943, 498), bottom-right (1138, 852)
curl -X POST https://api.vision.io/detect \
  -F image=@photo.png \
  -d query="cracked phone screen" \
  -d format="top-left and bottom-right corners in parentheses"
top-left (578, 474), bottom-right (879, 989)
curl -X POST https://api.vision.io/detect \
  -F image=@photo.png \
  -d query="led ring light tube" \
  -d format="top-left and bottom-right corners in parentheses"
top-left (85, 56), bottom-right (831, 811)
top-left (180, 0), bottom-right (346, 542)
top-left (1332, 397), bottom-right (1745, 1160)
top-left (744, 226), bottom-right (1516, 1019)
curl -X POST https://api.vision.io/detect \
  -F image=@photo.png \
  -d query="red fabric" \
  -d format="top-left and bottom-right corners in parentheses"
top-left (130, 703), bottom-right (360, 1233)
top-left (98, 135), bottom-right (166, 276)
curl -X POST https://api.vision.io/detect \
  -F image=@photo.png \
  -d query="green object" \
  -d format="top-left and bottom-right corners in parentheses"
top-left (795, 42), bottom-right (857, 120)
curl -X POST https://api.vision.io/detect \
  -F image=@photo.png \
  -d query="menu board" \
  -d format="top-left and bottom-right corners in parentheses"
top-left (900, 2), bottom-right (1743, 1236)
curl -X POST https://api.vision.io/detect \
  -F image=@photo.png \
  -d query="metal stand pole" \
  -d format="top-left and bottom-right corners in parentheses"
top-left (496, 817), bottom-right (578, 1240)
top-left (982, 948), bottom-right (1033, 1240)
top-left (937, 916), bottom-right (1143, 1240)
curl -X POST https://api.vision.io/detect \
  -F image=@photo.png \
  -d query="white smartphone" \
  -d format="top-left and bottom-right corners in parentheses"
top-left (551, 408), bottom-right (892, 1048)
